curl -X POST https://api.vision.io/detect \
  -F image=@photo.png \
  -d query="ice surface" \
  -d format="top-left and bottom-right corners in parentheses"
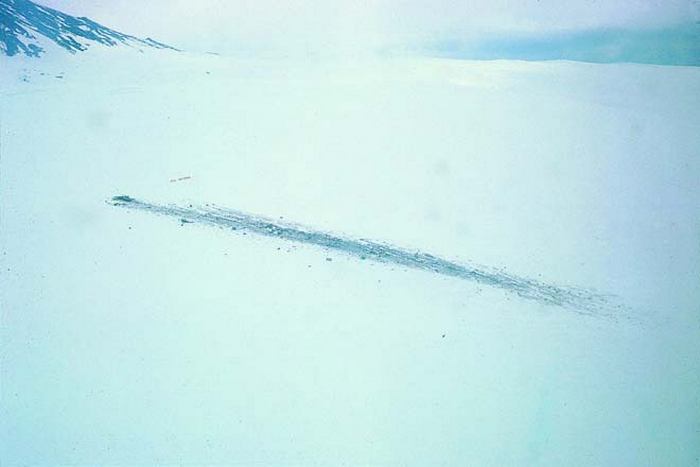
top-left (1, 48), bottom-right (699, 465)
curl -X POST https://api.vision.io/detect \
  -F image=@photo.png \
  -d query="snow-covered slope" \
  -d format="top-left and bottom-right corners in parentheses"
top-left (1, 50), bottom-right (699, 465)
top-left (0, 0), bottom-right (176, 57)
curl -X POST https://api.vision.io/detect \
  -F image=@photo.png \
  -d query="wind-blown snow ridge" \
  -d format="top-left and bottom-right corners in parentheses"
top-left (0, 0), bottom-right (178, 57)
top-left (110, 195), bottom-right (624, 317)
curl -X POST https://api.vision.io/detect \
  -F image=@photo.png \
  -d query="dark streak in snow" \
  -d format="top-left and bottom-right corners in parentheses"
top-left (109, 195), bottom-right (626, 317)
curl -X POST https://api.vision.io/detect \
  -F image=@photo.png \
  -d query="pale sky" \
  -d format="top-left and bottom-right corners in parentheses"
top-left (36, 0), bottom-right (700, 55)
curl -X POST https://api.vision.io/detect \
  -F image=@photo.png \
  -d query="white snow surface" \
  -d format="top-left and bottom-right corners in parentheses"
top-left (1, 48), bottom-right (700, 465)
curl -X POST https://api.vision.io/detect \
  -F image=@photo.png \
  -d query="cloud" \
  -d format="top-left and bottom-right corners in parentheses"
top-left (35, 0), bottom-right (700, 55)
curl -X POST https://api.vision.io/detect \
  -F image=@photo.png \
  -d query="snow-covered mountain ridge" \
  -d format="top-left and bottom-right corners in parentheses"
top-left (0, 0), bottom-right (177, 57)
